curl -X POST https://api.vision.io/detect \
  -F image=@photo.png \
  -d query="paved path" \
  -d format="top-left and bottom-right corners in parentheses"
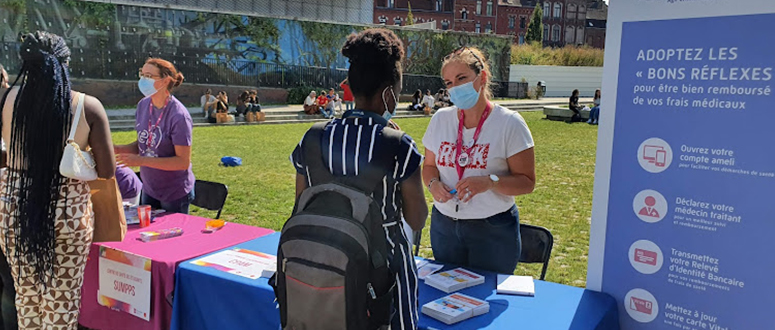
top-left (106, 98), bottom-right (586, 116)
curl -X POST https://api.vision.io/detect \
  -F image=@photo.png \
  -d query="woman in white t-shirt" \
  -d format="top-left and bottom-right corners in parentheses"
top-left (421, 46), bottom-right (536, 274)
top-left (421, 89), bottom-right (435, 111)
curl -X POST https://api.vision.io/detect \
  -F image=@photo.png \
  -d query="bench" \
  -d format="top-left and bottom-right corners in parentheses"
top-left (542, 106), bottom-right (590, 121)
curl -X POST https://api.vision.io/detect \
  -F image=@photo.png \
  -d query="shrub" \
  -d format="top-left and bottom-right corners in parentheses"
top-left (511, 43), bottom-right (604, 67)
top-left (287, 86), bottom-right (324, 104)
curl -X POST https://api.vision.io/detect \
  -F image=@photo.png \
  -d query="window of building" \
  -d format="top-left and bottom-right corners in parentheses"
top-left (378, 15), bottom-right (387, 25)
top-left (476, 22), bottom-right (481, 33)
top-left (394, 17), bottom-right (402, 26)
top-left (519, 33), bottom-right (525, 44)
top-left (508, 16), bottom-right (515, 29)
top-left (462, 8), bottom-right (468, 19)
top-left (576, 27), bottom-right (585, 45)
top-left (476, 1), bottom-right (482, 15)
top-left (520, 16), bottom-right (527, 29)
top-left (554, 3), bottom-right (562, 19)
top-left (486, 21), bottom-right (492, 33)
top-left (543, 2), bottom-right (550, 18)
top-left (436, 0), bottom-right (443, 11)
top-left (552, 24), bottom-right (561, 42)
top-left (578, 5), bottom-right (586, 20)
top-left (387, 0), bottom-right (394, 8)
top-left (567, 3), bottom-right (576, 19)
top-left (486, 1), bottom-right (493, 16)
top-left (442, 20), bottom-right (450, 30)
top-left (565, 26), bottom-right (575, 44)
top-left (544, 24), bottom-right (549, 40)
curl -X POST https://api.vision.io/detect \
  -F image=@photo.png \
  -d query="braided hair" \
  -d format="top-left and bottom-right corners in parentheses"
top-left (0, 31), bottom-right (73, 285)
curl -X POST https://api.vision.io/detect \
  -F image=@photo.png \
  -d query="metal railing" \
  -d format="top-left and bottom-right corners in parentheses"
top-left (0, 42), bottom-right (524, 98)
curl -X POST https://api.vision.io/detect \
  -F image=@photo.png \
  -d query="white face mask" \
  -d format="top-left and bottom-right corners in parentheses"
top-left (381, 86), bottom-right (398, 121)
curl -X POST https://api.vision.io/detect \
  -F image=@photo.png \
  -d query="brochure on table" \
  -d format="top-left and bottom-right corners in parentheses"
top-left (98, 247), bottom-right (152, 321)
top-left (191, 248), bottom-right (276, 279)
top-left (587, 1), bottom-right (775, 329)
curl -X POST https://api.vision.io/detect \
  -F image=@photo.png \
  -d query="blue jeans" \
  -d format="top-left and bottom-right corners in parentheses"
top-left (430, 205), bottom-right (521, 274)
top-left (590, 106), bottom-right (600, 121)
top-left (321, 106), bottom-right (335, 118)
top-left (141, 190), bottom-right (195, 214)
top-left (345, 101), bottom-right (354, 111)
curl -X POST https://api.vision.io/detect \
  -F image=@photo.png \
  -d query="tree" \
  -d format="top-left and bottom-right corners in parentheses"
top-left (526, 5), bottom-right (543, 43)
top-left (406, 1), bottom-right (415, 25)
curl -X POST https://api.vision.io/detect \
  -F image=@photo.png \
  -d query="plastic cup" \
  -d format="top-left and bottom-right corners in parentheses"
top-left (138, 205), bottom-right (151, 228)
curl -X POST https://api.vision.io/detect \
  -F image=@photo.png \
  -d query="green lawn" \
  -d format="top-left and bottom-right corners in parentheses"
top-left (112, 112), bottom-right (598, 287)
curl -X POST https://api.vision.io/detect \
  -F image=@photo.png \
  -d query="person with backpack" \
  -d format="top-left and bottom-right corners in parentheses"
top-left (279, 28), bottom-right (428, 330)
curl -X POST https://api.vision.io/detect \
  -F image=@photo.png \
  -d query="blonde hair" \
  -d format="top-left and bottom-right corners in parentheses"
top-left (441, 47), bottom-right (493, 100)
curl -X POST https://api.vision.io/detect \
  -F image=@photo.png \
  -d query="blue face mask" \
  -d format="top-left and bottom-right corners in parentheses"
top-left (138, 77), bottom-right (159, 97)
top-left (381, 86), bottom-right (398, 122)
top-left (448, 75), bottom-right (482, 110)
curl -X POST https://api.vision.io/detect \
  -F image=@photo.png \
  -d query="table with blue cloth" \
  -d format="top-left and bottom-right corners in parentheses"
top-left (171, 232), bottom-right (620, 330)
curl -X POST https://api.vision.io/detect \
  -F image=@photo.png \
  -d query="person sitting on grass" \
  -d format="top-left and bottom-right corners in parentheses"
top-left (303, 91), bottom-right (318, 114)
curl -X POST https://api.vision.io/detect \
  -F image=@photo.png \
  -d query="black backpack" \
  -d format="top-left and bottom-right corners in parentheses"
top-left (273, 122), bottom-right (404, 330)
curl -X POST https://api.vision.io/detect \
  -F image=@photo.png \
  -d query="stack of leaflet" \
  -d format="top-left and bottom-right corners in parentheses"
top-left (421, 293), bottom-right (490, 325)
top-left (496, 274), bottom-right (535, 296)
top-left (425, 268), bottom-right (485, 293)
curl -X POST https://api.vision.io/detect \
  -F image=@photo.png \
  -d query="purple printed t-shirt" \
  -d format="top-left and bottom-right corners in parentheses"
top-left (135, 95), bottom-right (195, 202)
top-left (115, 166), bottom-right (142, 199)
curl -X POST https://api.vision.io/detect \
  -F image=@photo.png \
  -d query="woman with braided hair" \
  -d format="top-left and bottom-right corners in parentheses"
top-left (0, 31), bottom-right (115, 329)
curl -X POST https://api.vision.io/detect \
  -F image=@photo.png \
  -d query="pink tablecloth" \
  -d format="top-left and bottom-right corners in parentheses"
top-left (78, 214), bottom-right (273, 330)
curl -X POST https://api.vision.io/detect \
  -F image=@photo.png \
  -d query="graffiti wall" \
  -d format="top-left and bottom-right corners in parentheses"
top-left (0, 0), bottom-right (511, 86)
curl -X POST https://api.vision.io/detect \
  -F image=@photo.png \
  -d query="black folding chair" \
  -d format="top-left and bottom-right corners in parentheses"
top-left (519, 224), bottom-right (554, 280)
top-left (191, 180), bottom-right (229, 219)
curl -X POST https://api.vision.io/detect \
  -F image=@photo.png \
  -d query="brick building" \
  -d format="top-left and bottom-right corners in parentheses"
top-left (538, 0), bottom-right (589, 47)
top-left (373, 0), bottom-right (455, 30)
top-left (584, 0), bottom-right (607, 48)
top-left (495, 0), bottom-right (537, 44)
top-left (372, 0), bottom-right (607, 48)
top-left (453, 0), bottom-right (498, 33)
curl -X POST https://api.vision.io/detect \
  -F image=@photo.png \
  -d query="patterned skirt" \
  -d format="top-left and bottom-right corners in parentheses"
top-left (0, 171), bottom-right (93, 330)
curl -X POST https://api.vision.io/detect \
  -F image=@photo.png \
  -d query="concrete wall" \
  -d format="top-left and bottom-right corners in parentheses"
top-left (509, 64), bottom-right (603, 97)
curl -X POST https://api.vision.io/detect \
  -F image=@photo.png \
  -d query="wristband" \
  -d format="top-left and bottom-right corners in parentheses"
top-left (427, 178), bottom-right (439, 190)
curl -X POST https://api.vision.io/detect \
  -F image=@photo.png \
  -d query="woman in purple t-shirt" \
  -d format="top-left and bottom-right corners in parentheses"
top-left (115, 58), bottom-right (196, 214)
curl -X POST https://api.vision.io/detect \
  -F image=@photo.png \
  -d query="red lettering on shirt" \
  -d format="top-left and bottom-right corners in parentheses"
top-left (437, 142), bottom-right (489, 170)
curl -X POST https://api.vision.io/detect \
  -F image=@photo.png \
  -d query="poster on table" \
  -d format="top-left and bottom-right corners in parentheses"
top-left (587, 1), bottom-right (775, 329)
top-left (190, 248), bottom-right (277, 279)
top-left (98, 246), bottom-right (152, 321)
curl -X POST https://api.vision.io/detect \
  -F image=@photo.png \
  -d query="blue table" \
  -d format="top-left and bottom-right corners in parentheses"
top-left (171, 232), bottom-right (620, 330)
top-left (418, 266), bottom-right (620, 330)
top-left (170, 232), bottom-right (282, 330)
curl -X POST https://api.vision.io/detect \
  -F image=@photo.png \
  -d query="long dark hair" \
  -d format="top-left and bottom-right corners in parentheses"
top-left (0, 31), bottom-right (73, 285)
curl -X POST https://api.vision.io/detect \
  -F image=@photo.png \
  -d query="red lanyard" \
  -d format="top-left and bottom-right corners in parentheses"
top-left (455, 103), bottom-right (491, 180)
top-left (147, 97), bottom-right (169, 148)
